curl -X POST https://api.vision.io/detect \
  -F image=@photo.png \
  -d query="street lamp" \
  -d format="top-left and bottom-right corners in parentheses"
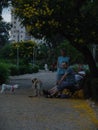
top-left (16, 30), bottom-right (19, 69)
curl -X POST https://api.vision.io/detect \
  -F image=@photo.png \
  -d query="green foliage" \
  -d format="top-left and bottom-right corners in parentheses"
top-left (0, 21), bottom-right (11, 47)
top-left (32, 64), bottom-right (39, 73)
top-left (12, 0), bottom-right (98, 45)
top-left (19, 64), bottom-right (39, 74)
top-left (0, 41), bottom-right (50, 69)
top-left (8, 63), bottom-right (39, 75)
top-left (0, 63), bottom-right (10, 84)
top-left (12, 0), bottom-right (98, 77)
top-left (19, 41), bottom-right (36, 61)
top-left (0, 40), bottom-right (37, 63)
top-left (8, 64), bottom-right (19, 75)
top-left (8, 64), bottom-right (39, 75)
top-left (56, 40), bottom-right (85, 64)
top-left (37, 44), bottom-right (49, 60)
top-left (19, 64), bottom-right (32, 74)
top-left (0, 58), bottom-right (39, 76)
top-left (0, 44), bottom-right (12, 58)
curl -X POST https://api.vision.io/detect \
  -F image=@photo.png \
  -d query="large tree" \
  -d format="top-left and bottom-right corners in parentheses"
top-left (12, 0), bottom-right (98, 77)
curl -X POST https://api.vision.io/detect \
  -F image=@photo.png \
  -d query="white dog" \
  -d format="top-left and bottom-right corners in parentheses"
top-left (1, 84), bottom-right (19, 94)
top-left (31, 78), bottom-right (43, 96)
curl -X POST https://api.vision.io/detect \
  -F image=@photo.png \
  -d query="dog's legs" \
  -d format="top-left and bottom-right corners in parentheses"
top-left (35, 89), bottom-right (38, 96)
top-left (10, 87), bottom-right (15, 94)
top-left (36, 84), bottom-right (40, 96)
top-left (1, 84), bottom-right (5, 93)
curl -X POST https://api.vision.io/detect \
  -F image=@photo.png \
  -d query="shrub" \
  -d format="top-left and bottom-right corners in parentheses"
top-left (19, 65), bottom-right (28, 74)
top-left (0, 44), bottom-right (12, 59)
top-left (0, 63), bottom-right (10, 84)
top-left (32, 64), bottom-right (39, 73)
top-left (6, 63), bottom-right (39, 75)
top-left (19, 64), bottom-right (39, 74)
top-left (8, 64), bottom-right (19, 76)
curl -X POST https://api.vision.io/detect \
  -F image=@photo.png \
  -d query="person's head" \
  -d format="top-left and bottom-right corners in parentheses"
top-left (60, 49), bottom-right (66, 56)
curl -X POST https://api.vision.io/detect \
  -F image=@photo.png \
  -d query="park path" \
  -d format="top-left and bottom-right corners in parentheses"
top-left (0, 70), bottom-right (98, 130)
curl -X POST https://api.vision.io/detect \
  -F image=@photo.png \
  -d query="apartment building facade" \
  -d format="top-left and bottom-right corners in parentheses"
top-left (11, 11), bottom-right (31, 42)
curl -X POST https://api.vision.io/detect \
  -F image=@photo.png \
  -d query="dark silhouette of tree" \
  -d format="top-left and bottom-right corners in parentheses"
top-left (12, 0), bottom-right (98, 77)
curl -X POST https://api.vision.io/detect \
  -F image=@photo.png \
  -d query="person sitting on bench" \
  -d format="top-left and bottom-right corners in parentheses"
top-left (43, 62), bottom-right (76, 97)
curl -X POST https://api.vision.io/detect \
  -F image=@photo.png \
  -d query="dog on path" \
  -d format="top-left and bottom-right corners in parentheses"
top-left (1, 84), bottom-right (19, 94)
top-left (31, 78), bottom-right (43, 97)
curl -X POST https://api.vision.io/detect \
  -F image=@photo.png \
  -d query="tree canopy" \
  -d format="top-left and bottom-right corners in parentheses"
top-left (12, 0), bottom-right (98, 45)
top-left (12, 0), bottom-right (98, 77)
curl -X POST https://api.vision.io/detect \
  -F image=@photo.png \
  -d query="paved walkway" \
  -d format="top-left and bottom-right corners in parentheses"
top-left (0, 71), bottom-right (98, 130)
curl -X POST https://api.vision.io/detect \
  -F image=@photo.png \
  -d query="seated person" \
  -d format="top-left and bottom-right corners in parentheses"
top-left (75, 64), bottom-right (86, 82)
top-left (43, 62), bottom-right (76, 96)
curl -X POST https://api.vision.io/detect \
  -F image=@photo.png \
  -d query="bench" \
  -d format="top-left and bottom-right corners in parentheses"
top-left (60, 77), bottom-right (86, 98)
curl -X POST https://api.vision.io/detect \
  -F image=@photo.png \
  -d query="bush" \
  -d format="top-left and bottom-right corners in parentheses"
top-left (19, 65), bottom-right (28, 74)
top-left (6, 63), bottom-right (39, 75)
top-left (0, 44), bottom-right (12, 59)
top-left (8, 64), bottom-right (19, 76)
top-left (32, 64), bottom-right (39, 73)
top-left (19, 64), bottom-right (39, 74)
top-left (0, 63), bottom-right (10, 84)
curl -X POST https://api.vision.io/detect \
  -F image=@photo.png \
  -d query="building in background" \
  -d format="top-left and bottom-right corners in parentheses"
top-left (10, 10), bottom-right (32, 42)
top-left (10, 8), bottom-right (43, 43)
